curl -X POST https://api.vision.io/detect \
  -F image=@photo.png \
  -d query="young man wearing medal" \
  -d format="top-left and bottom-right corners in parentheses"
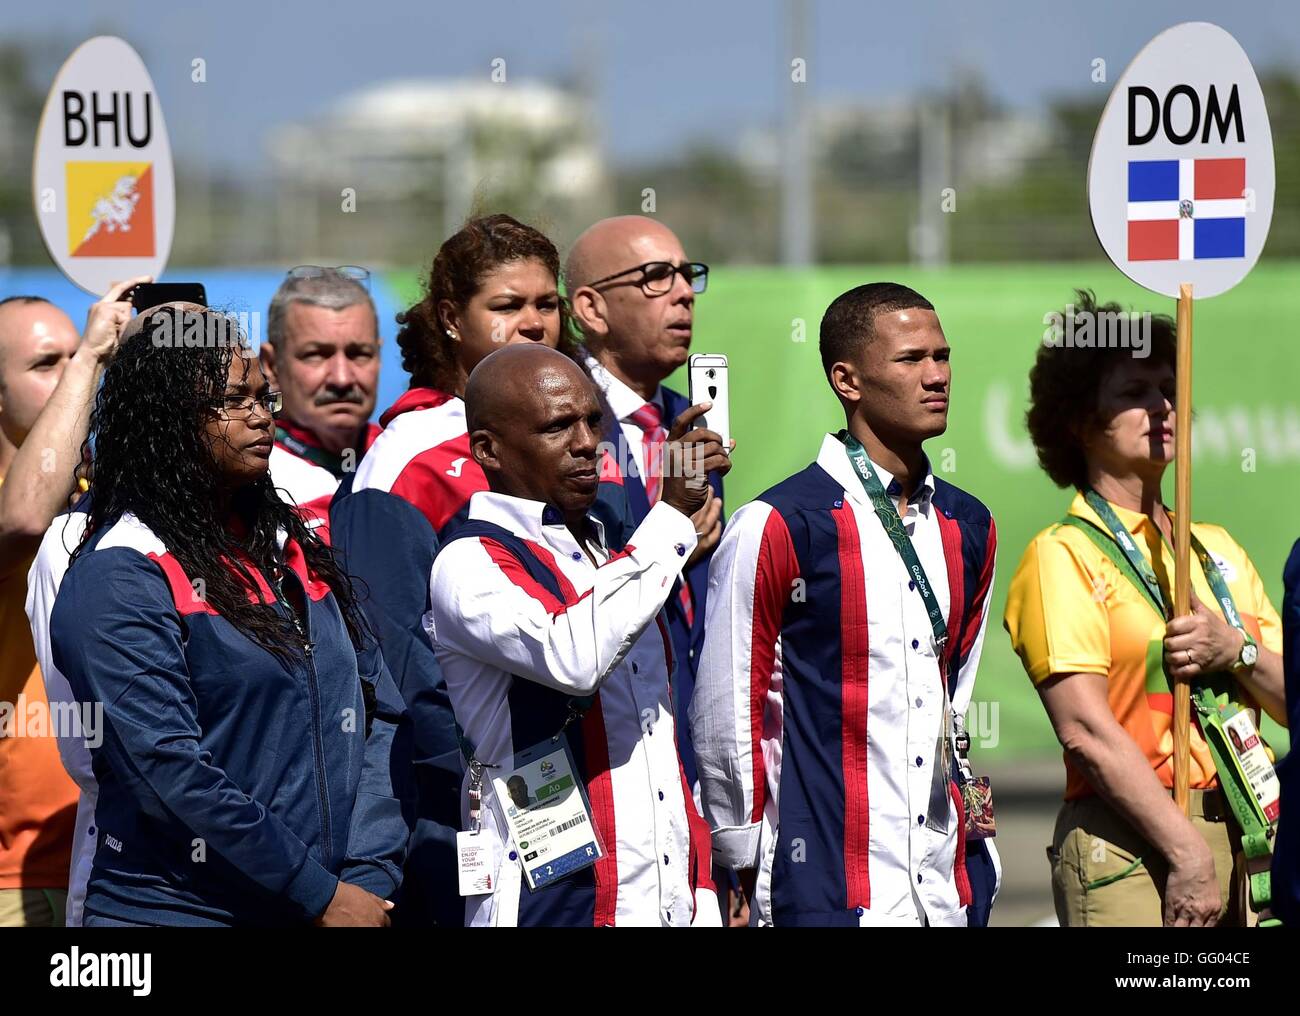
top-left (1004, 291), bottom-right (1286, 927)
top-left (691, 282), bottom-right (1001, 927)
top-left (425, 343), bottom-right (727, 926)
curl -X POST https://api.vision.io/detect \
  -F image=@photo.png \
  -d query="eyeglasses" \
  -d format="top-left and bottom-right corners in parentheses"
top-left (286, 265), bottom-right (371, 290)
top-left (210, 390), bottom-right (284, 417)
top-left (587, 261), bottom-right (709, 296)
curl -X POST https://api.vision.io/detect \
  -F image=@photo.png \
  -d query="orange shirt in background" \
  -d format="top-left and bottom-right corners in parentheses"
top-left (0, 477), bottom-right (78, 889)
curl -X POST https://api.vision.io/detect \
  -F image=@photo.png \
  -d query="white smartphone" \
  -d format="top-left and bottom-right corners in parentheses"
top-left (687, 353), bottom-right (731, 455)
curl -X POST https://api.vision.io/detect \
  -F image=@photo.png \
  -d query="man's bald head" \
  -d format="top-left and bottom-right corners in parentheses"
top-left (0, 297), bottom-right (77, 373)
top-left (565, 216), bottom-right (697, 393)
top-left (465, 344), bottom-right (603, 519)
top-left (0, 296), bottom-right (80, 446)
top-left (465, 343), bottom-right (589, 434)
top-left (564, 215), bottom-right (684, 293)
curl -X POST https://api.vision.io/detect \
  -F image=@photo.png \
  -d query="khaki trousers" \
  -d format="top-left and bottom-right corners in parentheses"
top-left (0, 887), bottom-right (67, 927)
top-left (1048, 790), bottom-right (1251, 927)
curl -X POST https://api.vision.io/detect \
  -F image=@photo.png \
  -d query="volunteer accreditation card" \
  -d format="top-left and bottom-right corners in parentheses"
top-left (1222, 706), bottom-right (1282, 823)
top-left (492, 734), bottom-right (603, 890)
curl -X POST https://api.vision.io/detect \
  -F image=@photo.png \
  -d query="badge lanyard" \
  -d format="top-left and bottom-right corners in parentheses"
top-left (840, 432), bottom-right (959, 834)
top-left (1079, 488), bottom-right (1251, 641)
top-left (274, 426), bottom-right (345, 477)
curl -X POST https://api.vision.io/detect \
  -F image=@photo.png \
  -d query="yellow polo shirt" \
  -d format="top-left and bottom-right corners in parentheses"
top-left (1004, 491), bottom-right (1283, 801)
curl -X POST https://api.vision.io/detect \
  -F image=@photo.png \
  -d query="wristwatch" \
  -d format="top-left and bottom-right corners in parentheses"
top-left (1230, 631), bottom-right (1259, 674)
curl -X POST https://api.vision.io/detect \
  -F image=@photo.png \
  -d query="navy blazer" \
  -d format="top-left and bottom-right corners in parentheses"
top-left (602, 383), bottom-right (723, 785)
top-left (1273, 539), bottom-right (1300, 925)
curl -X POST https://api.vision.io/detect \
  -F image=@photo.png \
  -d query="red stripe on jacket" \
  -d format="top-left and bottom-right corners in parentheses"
top-left (749, 510), bottom-right (800, 825)
top-left (960, 518), bottom-right (996, 662)
top-left (936, 512), bottom-right (965, 684)
top-left (148, 541), bottom-right (327, 615)
top-left (831, 503), bottom-right (871, 909)
top-left (949, 779), bottom-right (973, 907)
top-left (478, 538), bottom-right (592, 618)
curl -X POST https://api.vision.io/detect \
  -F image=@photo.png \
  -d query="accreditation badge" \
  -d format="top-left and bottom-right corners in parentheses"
top-left (1222, 708), bottom-right (1281, 824)
top-left (492, 734), bottom-right (604, 890)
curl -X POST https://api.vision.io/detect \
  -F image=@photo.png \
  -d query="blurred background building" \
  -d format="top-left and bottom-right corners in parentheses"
top-left (3, 9), bottom-right (1299, 270)
top-left (267, 78), bottom-right (609, 266)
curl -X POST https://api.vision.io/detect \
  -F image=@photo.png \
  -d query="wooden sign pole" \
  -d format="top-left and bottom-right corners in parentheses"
top-left (1173, 281), bottom-right (1194, 815)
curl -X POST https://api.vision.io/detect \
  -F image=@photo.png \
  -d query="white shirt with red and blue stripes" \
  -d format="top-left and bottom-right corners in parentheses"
top-left (425, 492), bottom-right (719, 927)
top-left (691, 433), bottom-right (1000, 927)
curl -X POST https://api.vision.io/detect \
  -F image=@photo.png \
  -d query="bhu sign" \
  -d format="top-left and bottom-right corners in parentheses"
top-left (32, 37), bottom-right (174, 295)
top-left (1088, 22), bottom-right (1274, 299)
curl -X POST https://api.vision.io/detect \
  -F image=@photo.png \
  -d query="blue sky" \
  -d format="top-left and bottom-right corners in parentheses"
top-left (11, 0), bottom-right (1300, 173)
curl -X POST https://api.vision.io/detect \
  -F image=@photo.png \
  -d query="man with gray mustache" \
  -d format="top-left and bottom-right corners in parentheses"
top-left (260, 268), bottom-right (383, 540)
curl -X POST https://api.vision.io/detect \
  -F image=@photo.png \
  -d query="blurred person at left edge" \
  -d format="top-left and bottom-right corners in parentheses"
top-left (0, 284), bottom-right (142, 927)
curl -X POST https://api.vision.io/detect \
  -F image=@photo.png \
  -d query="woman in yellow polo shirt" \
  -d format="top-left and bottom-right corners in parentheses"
top-left (1004, 291), bottom-right (1286, 927)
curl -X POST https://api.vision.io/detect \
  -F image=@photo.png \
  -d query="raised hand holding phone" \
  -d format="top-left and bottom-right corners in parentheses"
top-left (687, 353), bottom-right (731, 454)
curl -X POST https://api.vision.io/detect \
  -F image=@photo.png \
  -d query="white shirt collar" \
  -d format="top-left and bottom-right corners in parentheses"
top-left (815, 432), bottom-right (936, 509)
top-left (467, 490), bottom-right (608, 552)
top-left (585, 355), bottom-right (663, 422)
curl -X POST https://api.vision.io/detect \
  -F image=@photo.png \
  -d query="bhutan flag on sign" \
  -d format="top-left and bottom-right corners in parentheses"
top-left (65, 161), bottom-right (156, 258)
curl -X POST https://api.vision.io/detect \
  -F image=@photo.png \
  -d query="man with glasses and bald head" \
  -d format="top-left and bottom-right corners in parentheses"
top-left (261, 266), bottom-right (382, 539)
top-left (566, 219), bottom-right (727, 914)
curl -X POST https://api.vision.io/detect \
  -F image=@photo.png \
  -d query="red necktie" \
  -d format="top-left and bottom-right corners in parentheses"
top-left (629, 402), bottom-right (666, 506)
top-left (630, 402), bottom-right (695, 627)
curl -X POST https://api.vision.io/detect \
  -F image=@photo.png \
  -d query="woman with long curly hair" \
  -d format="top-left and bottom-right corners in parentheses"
top-left (1003, 291), bottom-right (1286, 927)
top-left (330, 213), bottom-right (634, 926)
top-left (50, 306), bottom-right (411, 927)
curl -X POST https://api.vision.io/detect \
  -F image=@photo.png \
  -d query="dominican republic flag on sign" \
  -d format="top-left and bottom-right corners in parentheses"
top-left (1127, 158), bottom-right (1246, 262)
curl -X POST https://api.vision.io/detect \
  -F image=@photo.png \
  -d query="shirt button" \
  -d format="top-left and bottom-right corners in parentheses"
top-left (572, 551), bottom-right (582, 561)
top-left (663, 855), bottom-right (670, 865)
top-left (509, 850), bottom-right (518, 861)
top-left (917, 815), bottom-right (925, 826)
top-left (632, 662), bottom-right (639, 674)
top-left (658, 790), bottom-right (665, 801)
top-left (911, 638), bottom-right (920, 650)
top-left (674, 543), bottom-right (686, 557)
top-left (915, 756), bottom-right (924, 767)
top-left (908, 580), bottom-right (915, 591)
top-left (915, 697), bottom-right (923, 708)
top-left (88, 826), bottom-right (95, 835)
top-left (855, 906), bottom-right (864, 916)
top-left (917, 873), bottom-right (923, 885)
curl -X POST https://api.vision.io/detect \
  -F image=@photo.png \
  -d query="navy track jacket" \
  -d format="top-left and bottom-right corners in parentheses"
top-left (50, 512), bottom-right (413, 927)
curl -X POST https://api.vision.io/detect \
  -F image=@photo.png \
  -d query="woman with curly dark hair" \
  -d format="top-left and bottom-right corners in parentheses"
top-left (330, 213), bottom-right (633, 927)
top-left (393, 212), bottom-right (578, 397)
top-left (50, 306), bottom-right (411, 927)
top-left (1003, 291), bottom-right (1285, 927)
